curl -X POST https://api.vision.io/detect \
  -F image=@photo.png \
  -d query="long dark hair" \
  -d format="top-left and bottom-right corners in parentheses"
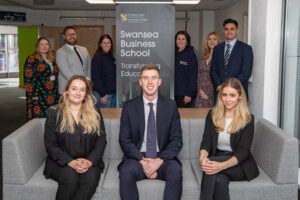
top-left (94, 34), bottom-right (114, 57)
top-left (175, 30), bottom-right (194, 52)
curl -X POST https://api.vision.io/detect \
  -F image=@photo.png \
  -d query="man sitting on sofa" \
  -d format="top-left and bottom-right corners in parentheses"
top-left (118, 64), bottom-right (183, 200)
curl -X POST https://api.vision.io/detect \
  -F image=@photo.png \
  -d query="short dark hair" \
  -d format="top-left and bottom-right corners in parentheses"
top-left (140, 64), bottom-right (160, 76)
top-left (223, 18), bottom-right (238, 28)
top-left (63, 26), bottom-right (76, 35)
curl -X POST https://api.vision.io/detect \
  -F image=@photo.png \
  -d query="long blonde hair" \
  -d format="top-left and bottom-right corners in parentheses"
top-left (212, 78), bottom-right (251, 134)
top-left (201, 32), bottom-right (222, 60)
top-left (32, 37), bottom-right (55, 62)
top-left (57, 75), bottom-right (101, 135)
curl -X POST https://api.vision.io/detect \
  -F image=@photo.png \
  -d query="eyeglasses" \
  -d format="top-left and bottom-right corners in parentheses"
top-left (65, 33), bottom-right (77, 37)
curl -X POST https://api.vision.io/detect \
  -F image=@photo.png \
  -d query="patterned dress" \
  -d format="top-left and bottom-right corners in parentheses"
top-left (195, 59), bottom-right (214, 108)
top-left (24, 56), bottom-right (59, 120)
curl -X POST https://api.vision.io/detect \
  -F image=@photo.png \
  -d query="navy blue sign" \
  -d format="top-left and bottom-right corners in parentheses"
top-left (0, 11), bottom-right (26, 22)
top-left (116, 3), bottom-right (175, 107)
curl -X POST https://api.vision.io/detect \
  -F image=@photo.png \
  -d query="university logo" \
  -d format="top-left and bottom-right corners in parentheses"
top-left (120, 13), bottom-right (127, 22)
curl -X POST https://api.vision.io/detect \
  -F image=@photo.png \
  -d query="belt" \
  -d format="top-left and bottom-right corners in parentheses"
top-left (217, 149), bottom-right (232, 154)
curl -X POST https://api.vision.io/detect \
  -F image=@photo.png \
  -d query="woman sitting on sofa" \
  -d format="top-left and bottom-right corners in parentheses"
top-left (199, 78), bottom-right (259, 200)
top-left (43, 75), bottom-right (107, 200)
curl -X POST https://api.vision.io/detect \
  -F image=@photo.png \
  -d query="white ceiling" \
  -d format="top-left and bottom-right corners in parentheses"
top-left (0, 0), bottom-right (239, 10)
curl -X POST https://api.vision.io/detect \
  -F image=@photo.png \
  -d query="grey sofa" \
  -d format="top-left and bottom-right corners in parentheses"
top-left (3, 118), bottom-right (298, 200)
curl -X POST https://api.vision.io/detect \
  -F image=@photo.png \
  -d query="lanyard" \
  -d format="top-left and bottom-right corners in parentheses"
top-left (41, 55), bottom-right (53, 74)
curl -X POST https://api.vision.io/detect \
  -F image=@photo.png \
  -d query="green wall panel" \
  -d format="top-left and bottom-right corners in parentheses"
top-left (18, 26), bottom-right (38, 87)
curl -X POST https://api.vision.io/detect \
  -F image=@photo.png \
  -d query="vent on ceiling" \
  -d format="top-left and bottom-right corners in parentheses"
top-left (33, 0), bottom-right (55, 5)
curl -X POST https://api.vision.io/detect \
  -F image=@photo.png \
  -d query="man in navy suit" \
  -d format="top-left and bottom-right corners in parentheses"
top-left (118, 64), bottom-right (183, 200)
top-left (211, 18), bottom-right (253, 100)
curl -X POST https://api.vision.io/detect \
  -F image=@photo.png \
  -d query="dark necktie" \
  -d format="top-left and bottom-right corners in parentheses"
top-left (146, 102), bottom-right (157, 158)
top-left (224, 43), bottom-right (231, 66)
top-left (74, 47), bottom-right (83, 66)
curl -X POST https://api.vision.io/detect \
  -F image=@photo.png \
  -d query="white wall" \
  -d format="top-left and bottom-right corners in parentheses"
top-left (248, 0), bottom-right (283, 125)
top-left (214, 0), bottom-right (249, 42)
top-left (0, 25), bottom-right (18, 34)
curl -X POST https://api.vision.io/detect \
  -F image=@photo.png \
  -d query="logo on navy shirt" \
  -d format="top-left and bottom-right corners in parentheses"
top-left (180, 60), bottom-right (188, 66)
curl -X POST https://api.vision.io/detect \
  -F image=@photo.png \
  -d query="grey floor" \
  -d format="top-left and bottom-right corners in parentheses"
top-left (0, 78), bottom-right (299, 200)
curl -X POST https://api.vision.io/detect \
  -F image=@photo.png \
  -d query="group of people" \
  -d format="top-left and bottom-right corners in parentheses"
top-left (24, 26), bottom-right (116, 121)
top-left (175, 18), bottom-right (253, 108)
top-left (23, 17), bottom-right (258, 200)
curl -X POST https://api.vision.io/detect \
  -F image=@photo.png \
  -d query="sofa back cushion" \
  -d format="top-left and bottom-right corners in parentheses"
top-left (252, 119), bottom-right (298, 184)
top-left (110, 119), bottom-right (123, 160)
top-left (178, 119), bottom-right (190, 160)
top-left (102, 119), bottom-right (111, 159)
top-left (189, 119), bottom-right (206, 159)
top-left (2, 118), bottom-right (47, 184)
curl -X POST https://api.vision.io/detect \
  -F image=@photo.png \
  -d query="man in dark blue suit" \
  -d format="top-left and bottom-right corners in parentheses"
top-left (118, 64), bottom-right (183, 200)
top-left (211, 18), bottom-right (253, 100)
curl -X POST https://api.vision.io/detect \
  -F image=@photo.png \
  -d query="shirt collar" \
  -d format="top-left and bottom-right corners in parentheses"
top-left (65, 43), bottom-right (76, 49)
top-left (143, 96), bottom-right (158, 106)
top-left (225, 38), bottom-right (237, 47)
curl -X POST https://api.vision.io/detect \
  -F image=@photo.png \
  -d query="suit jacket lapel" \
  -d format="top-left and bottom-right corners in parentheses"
top-left (136, 96), bottom-right (145, 143)
top-left (156, 95), bottom-right (163, 149)
top-left (228, 40), bottom-right (239, 66)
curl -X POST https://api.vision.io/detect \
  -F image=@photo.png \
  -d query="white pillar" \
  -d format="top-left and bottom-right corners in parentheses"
top-left (248, 0), bottom-right (284, 125)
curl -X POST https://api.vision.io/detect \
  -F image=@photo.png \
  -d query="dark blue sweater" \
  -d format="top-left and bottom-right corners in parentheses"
top-left (174, 47), bottom-right (198, 97)
top-left (91, 53), bottom-right (116, 97)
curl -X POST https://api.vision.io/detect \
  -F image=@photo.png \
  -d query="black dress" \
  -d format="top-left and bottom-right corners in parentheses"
top-left (43, 107), bottom-right (107, 200)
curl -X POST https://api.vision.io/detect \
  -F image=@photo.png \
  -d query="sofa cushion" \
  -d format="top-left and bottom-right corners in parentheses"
top-left (189, 119), bottom-right (205, 159)
top-left (190, 159), bottom-right (298, 200)
top-left (110, 120), bottom-right (123, 160)
top-left (178, 119), bottom-right (190, 160)
top-left (253, 119), bottom-right (298, 184)
top-left (2, 118), bottom-right (47, 185)
top-left (102, 160), bottom-right (199, 200)
top-left (3, 160), bottom-right (109, 200)
top-left (103, 119), bottom-right (111, 160)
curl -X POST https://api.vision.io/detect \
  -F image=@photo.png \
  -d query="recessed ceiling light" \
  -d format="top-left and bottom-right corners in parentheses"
top-left (85, 0), bottom-right (115, 4)
top-left (173, 0), bottom-right (200, 4)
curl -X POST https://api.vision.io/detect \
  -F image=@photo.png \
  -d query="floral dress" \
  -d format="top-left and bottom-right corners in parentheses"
top-left (195, 59), bottom-right (214, 108)
top-left (24, 56), bottom-right (59, 120)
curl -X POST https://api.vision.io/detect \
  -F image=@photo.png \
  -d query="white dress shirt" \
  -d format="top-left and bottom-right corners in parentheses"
top-left (140, 96), bottom-right (159, 152)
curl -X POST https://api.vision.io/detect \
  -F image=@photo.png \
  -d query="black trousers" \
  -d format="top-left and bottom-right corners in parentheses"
top-left (175, 96), bottom-right (194, 108)
top-left (119, 158), bottom-right (182, 200)
top-left (200, 151), bottom-right (247, 200)
top-left (49, 165), bottom-right (101, 200)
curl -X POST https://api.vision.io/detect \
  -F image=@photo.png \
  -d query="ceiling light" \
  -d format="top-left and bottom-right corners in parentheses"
top-left (173, 0), bottom-right (200, 4)
top-left (85, 0), bottom-right (115, 4)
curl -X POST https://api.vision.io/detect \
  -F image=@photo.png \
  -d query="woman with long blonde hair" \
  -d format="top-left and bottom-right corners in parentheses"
top-left (43, 75), bottom-right (107, 200)
top-left (199, 78), bottom-right (259, 200)
top-left (24, 37), bottom-right (59, 120)
top-left (195, 32), bottom-right (221, 107)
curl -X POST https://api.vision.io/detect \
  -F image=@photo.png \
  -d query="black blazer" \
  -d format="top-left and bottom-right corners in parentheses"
top-left (43, 107), bottom-right (107, 178)
top-left (210, 40), bottom-right (253, 96)
top-left (118, 95), bottom-right (183, 168)
top-left (200, 110), bottom-right (259, 181)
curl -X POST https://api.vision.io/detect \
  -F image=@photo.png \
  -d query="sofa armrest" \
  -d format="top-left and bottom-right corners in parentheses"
top-left (252, 119), bottom-right (298, 184)
top-left (2, 118), bottom-right (47, 184)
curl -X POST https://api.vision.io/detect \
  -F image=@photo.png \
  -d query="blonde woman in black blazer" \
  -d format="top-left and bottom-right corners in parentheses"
top-left (199, 78), bottom-right (259, 200)
top-left (44, 75), bottom-right (107, 200)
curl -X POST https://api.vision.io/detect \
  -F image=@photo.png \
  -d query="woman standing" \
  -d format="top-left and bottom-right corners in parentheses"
top-left (91, 34), bottom-right (116, 108)
top-left (174, 30), bottom-right (198, 108)
top-left (199, 78), bottom-right (259, 200)
top-left (24, 37), bottom-right (59, 120)
top-left (195, 32), bottom-right (221, 108)
top-left (44, 75), bottom-right (107, 200)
